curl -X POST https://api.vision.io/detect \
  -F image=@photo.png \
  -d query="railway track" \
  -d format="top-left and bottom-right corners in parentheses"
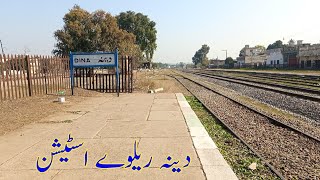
top-left (186, 70), bottom-right (320, 103)
top-left (236, 73), bottom-right (320, 85)
top-left (198, 70), bottom-right (320, 90)
top-left (171, 73), bottom-right (320, 179)
top-left (216, 72), bottom-right (320, 88)
top-left (207, 69), bottom-right (320, 81)
top-left (191, 70), bottom-right (320, 94)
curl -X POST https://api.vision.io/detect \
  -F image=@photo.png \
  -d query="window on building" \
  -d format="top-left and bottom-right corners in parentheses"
top-left (315, 60), bottom-right (320, 68)
top-left (306, 60), bottom-right (312, 67)
top-left (277, 60), bottom-right (279, 64)
top-left (271, 61), bottom-right (273, 65)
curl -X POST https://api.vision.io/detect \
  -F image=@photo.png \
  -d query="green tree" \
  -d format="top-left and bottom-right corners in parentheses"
top-left (225, 57), bottom-right (234, 68)
top-left (53, 5), bottom-right (142, 62)
top-left (239, 47), bottom-right (245, 57)
top-left (255, 45), bottom-right (266, 52)
top-left (53, 5), bottom-right (94, 55)
top-left (177, 62), bottom-right (185, 68)
top-left (192, 45), bottom-right (210, 68)
top-left (117, 11), bottom-right (157, 62)
top-left (267, 40), bottom-right (283, 50)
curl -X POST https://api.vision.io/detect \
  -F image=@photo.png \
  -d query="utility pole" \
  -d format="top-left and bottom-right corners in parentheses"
top-left (0, 40), bottom-right (4, 55)
top-left (222, 50), bottom-right (228, 59)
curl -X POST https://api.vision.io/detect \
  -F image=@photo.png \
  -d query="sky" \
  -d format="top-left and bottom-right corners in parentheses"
top-left (0, 0), bottom-right (320, 64)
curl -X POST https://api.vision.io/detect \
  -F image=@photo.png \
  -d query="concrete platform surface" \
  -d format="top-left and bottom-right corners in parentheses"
top-left (0, 93), bottom-right (237, 180)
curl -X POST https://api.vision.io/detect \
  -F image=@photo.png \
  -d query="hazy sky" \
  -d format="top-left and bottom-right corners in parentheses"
top-left (0, 0), bottom-right (320, 64)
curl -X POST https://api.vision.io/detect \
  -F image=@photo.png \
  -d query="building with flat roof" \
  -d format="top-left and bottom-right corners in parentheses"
top-left (298, 44), bottom-right (320, 69)
top-left (266, 48), bottom-right (283, 67)
top-left (209, 58), bottom-right (225, 68)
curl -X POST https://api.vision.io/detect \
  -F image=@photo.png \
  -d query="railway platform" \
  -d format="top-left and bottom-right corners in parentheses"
top-left (0, 93), bottom-right (237, 180)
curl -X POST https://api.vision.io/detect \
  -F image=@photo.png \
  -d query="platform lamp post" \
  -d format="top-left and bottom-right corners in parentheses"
top-left (222, 50), bottom-right (228, 68)
top-left (222, 50), bottom-right (228, 59)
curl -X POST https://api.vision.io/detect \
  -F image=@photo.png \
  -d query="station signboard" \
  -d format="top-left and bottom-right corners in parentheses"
top-left (69, 50), bottom-right (119, 96)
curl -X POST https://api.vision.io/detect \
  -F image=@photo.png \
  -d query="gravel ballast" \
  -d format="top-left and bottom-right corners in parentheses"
top-left (192, 73), bottom-right (320, 124)
top-left (179, 78), bottom-right (320, 179)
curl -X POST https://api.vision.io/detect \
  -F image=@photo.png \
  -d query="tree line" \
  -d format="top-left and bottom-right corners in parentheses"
top-left (53, 5), bottom-right (157, 66)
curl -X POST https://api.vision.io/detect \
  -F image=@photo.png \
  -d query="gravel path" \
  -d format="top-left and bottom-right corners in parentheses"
top-left (191, 73), bottom-right (320, 124)
top-left (179, 78), bottom-right (320, 179)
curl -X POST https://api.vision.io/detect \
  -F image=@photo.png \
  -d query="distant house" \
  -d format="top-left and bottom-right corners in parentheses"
top-left (266, 48), bottom-right (283, 67)
top-left (235, 56), bottom-right (245, 67)
top-left (242, 45), bottom-right (267, 66)
top-left (235, 40), bottom-right (320, 69)
top-left (281, 40), bottom-right (300, 68)
top-left (209, 59), bottom-right (225, 68)
top-left (298, 44), bottom-right (320, 69)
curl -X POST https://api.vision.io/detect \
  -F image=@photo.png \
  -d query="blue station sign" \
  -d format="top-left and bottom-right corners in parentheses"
top-left (69, 50), bottom-right (120, 96)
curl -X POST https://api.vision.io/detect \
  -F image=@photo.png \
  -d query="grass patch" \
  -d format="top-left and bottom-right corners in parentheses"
top-left (38, 119), bottom-right (73, 124)
top-left (185, 95), bottom-right (279, 180)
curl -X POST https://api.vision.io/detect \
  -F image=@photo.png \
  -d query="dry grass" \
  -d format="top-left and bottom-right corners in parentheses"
top-left (0, 88), bottom-right (104, 136)
top-left (133, 69), bottom-right (191, 95)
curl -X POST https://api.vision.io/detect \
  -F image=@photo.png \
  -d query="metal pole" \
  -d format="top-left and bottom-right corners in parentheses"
top-left (25, 55), bottom-right (32, 96)
top-left (0, 40), bottom-right (4, 55)
top-left (70, 52), bottom-right (74, 95)
top-left (115, 49), bottom-right (119, 97)
top-left (44, 59), bottom-right (48, 94)
top-left (222, 50), bottom-right (228, 59)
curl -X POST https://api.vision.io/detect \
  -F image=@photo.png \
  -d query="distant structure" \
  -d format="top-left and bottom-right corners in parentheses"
top-left (288, 39), bottom-right (296, 46)
top-left (236, 45), bottom-right (266, 67)
top-left (298, 43), bottom-right (320, 68)
top-left (208, 58), bottom-right (225, 68)
top-left (266, 48), bottom-right (283, 67)
top-left (236, 39), bottom-right (320, 69)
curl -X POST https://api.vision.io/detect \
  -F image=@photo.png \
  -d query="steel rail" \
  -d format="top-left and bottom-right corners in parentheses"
top-left (192, 71), bottom-right (320, 95)
top-left (207, 69), bottom-right (320, 80)
top-left (170, 74), bottom-right (286, 180)
top-left (171, 73), bottom-right (320, 179)
top-left (202, 71), bottom-right (320, 87)
top-left (188, 71), bottom-right (320, 103)
top-left (233, 73), bottom-right (320, 85)
top-left (173, 73), bottom-right (320, 144)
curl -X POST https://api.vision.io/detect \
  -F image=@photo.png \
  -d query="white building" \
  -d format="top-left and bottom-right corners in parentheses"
top-left (244, 45), bottom-right (264, 56)
top-left (241, 45), bottom-right (267, 66)
top-left (266, 48), bottom-right (284, 67)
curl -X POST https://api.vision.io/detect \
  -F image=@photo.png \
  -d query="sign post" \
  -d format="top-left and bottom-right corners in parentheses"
top-left (69, 50), bottom-right (119, 96)
top-left (115, 49), bottom-right (120, 97)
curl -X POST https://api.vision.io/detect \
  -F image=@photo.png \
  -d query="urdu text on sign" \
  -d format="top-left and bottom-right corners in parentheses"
top-left (73, 54), bottom-right (116, 67)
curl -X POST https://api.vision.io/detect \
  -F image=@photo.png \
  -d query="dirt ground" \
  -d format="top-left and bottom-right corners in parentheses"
top-left (0, 88), bottom-right (106, 136)
top-left (133, 69), bottom-right (190, 94)
top-left (0, 69), bottom-right (189, 136)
